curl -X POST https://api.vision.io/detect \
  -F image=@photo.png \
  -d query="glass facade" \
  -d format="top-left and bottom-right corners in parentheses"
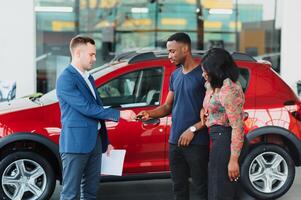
top-left (35, 0), bottom-right (281, 93)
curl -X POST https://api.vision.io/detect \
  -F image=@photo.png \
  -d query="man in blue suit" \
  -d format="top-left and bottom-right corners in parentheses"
top-left (56, 35), bottom-right (136, 200)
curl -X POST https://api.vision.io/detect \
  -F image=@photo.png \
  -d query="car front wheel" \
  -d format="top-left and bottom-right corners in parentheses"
top-left (241, 144), bottom-right (295, 200)
top-left (0, 151), bottom-right (56, 200)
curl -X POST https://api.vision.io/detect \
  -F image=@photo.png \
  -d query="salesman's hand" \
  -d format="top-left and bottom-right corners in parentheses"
top-left (120, 110), bottom-right (136, 121)
top-left (178, 129), bottom-right (194, 147)
top-left (106, 144), bottom-right (114, 156)
top-left (136, 110), bottom-right (150, 121)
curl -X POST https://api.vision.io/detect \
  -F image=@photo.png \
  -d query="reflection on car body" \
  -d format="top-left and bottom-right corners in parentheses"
top-left (0, 50), bottom-right (300, 200)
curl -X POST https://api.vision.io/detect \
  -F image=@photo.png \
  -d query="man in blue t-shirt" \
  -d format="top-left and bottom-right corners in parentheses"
top-left (137, 32), bottom-right (209, 200)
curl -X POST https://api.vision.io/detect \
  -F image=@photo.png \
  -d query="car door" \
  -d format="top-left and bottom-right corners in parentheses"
top-left (97, 66), bottom-right (168, 174)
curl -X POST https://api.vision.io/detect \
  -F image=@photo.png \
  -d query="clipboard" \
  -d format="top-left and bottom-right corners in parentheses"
top-left (101, 149), bottom-right (126, 176)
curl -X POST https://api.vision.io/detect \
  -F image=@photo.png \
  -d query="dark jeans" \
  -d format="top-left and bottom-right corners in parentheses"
top-left (208, 125), bottom-right (240, 200)
top-left (169, 144), bottom-right (209, 200)
top-left (60, 136), bottom-right (102, 200)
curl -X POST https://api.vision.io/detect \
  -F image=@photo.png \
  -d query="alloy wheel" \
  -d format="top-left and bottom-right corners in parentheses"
top-left (249, 151), bottom-right (288, 194)
top-left (1, 159), bottom-right (47, 200)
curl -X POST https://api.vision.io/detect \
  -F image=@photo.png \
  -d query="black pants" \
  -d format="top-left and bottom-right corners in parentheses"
top-left (208, 125), bottom-right (240, 200)
top-left (169, 144), bottom-right (209, 200)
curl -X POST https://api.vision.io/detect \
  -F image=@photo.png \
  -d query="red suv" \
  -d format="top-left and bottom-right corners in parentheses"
top-left (0, 51), bottom-right (300, 200)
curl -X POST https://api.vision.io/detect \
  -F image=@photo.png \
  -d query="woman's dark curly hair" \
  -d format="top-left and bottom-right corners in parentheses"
top-left (201, 48), bottom-right (239, 89)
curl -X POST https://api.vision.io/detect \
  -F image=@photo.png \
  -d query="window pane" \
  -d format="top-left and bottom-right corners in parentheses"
top-left (238, 68), bottom-right (250, 92)
top-left (137, 67), bottom-right (163, 105)
top-left (35, 0), bottom-right (281, 93)
top-left (98, 67), bottom-right (163, 107)
top-left (98, 71), bottom-right (140, 107)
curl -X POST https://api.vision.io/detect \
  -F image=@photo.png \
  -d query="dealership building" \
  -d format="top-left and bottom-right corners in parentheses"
top-left (0, 0), bottom-right (300, 99)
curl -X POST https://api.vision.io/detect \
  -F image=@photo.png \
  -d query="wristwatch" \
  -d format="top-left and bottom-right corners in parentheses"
top-left (189, 126), bottom-right (197, 134)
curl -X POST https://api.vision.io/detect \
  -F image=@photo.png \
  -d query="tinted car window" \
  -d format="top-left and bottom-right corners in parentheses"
top-left (98, 67), bottom-right (163, 107)
top-left (238, 68), bottom-right (250, 92)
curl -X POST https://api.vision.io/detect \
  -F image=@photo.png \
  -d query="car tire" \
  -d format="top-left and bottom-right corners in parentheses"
top-left (0, 151), bottom-right (56, 200)
top-left (241, 144), bottom-right (295, 200)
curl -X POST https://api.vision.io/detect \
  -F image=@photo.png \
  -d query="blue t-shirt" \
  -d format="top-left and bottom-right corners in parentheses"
top-left (169, 65), bottom-right (209, 145)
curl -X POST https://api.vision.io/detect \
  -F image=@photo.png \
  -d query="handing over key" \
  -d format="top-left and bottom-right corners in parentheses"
top-left (135, 110), bottom-right (151, 121)
top-left (120, 110), bottom-right (137, 121)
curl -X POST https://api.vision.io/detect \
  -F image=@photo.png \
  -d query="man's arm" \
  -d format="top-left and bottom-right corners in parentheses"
top-left (57, 74), bottom-right (120, 121)
top-left (57, 74), bottom-right (136, 122)
top-left (137, 91), bottom-right (174, 120)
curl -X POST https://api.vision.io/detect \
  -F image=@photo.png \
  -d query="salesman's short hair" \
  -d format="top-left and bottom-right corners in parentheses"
top-left (70, 35), bottom-right (95, 53)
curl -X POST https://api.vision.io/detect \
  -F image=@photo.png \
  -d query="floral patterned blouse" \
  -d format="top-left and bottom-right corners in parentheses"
top-left (203, 78), bottom-right (245, 157)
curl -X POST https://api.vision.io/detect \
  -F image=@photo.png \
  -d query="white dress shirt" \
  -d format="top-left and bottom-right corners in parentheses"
top-left (72, 65), bottom-right (96, 99)
top-left (72, 65), bottom-right (101, 129)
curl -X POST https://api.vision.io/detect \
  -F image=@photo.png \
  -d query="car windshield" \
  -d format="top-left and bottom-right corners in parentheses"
top-left (40, 89), bottom-right (58, 104)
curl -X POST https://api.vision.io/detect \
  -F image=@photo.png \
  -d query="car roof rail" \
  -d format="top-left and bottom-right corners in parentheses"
top-left (190, 50), bottom-right (256, 62)
top-left (110, 51), bottom-right (137, 63)
top-left (231, 52), bottom-right (256, 62)
top-left (192, 51), bottom-right (256, 62)
top-left (127, 50), bottom-right (205, 64)
top-left (113, 50), bottom-right (256, 64)
top-left (128, 52), bottom-right (158, 64)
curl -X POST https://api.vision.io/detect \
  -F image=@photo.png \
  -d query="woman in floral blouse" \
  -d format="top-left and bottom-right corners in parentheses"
top-left (201, 48), bottom-right (245, 200)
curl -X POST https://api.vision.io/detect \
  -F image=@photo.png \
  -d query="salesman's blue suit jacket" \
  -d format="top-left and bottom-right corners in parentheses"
top-left (56, 65), bottom-right (119, 154)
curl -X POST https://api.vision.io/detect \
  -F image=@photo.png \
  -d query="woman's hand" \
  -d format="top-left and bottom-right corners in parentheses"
top-left (228, 157), bottom-right (240, 182)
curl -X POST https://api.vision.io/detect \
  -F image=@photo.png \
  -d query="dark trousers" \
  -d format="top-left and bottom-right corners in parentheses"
top-left (169, 144), bottom-right (209, 200)
top-left (208, 125), bottom-right (240, 200)
top-left (60, 136), bottom-right (102, 200)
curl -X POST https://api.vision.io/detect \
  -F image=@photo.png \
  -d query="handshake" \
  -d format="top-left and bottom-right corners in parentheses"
top-left (120, 110), bottom-right (150, 121)
top-left (119, 110), bottom-right (151, 122)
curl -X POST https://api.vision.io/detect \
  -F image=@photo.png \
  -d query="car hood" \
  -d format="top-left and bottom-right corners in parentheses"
top-left (0, 98), bottom-right (41, 115)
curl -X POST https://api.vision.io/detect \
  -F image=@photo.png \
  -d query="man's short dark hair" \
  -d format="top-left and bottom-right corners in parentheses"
top-left (167, 32), bottom-right (191, 47)
top-left (70, 35), bottom-right (95, 52)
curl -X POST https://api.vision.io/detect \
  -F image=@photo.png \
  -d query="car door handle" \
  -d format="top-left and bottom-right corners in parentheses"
top-left (143, 118), bottom-right (160, 125)
top-left (142, 118), bottom-right (160, 129)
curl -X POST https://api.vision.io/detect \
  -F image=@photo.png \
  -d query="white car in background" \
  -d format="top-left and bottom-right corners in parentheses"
top-left (0, 80), bottom-right (16, 102)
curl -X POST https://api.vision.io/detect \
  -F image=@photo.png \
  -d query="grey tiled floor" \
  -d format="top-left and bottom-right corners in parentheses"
top-left (51, 168), bottom-right (301, 200)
